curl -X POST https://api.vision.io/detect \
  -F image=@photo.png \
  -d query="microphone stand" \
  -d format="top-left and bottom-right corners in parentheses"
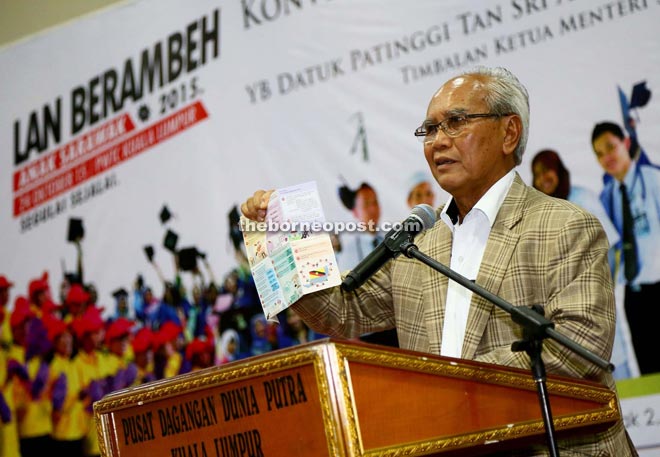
top-left (399, 241), bottom-right (614, 457)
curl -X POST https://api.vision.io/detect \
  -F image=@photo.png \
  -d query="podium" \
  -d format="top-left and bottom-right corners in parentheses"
top-left (94, 339), bottom-right (620, 456)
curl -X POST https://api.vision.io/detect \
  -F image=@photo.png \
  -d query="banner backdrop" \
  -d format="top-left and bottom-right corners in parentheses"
top-left (2, 0), bottom-right (660, 450)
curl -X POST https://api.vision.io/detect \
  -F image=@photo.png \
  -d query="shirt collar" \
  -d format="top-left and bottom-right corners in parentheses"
top-left (441, 169), bottom-right (516, 228)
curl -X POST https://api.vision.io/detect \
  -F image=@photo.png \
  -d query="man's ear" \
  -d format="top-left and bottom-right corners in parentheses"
top-left (502, 115), bottom-right (523, 156)
top-left (624, 136), bottom-right (631, 151)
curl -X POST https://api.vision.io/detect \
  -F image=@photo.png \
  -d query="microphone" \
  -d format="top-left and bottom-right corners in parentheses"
top-left (341, 204), bottom-right (436, 292)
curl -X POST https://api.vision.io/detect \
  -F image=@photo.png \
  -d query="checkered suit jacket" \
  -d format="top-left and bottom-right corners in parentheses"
top-left (293, 173), bottom-right (635, 456)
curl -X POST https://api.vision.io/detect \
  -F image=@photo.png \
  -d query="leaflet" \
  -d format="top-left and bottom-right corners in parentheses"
top-left (242, 181), bottom-right (341, 319)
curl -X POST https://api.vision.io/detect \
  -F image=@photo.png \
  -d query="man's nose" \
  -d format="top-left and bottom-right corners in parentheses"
top-left (427, 131), bottom-right (451, 149)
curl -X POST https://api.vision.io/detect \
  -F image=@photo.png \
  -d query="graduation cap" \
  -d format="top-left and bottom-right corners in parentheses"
top-left (159, 205), bottom-right (173, 224)
top-left (630, 81), bottom-right (651, 109)
top-left (228, 206), bottom-right (243, 250)
top-left (617, 84), bottom-right (649, 163)
top-left (63, 272), bottom-right (81, 285)
top-left (112, 288), bottom-right (128, 300)
top-left (340, 182), bottom-right (375, 210)
top-left (178, 246), bottom-right (201, 271)
top-left (228, 205), bottom-right (240, 226)
top-left (163, 230), bottom-right (179, 253)
top-left (67, 218), bottom-right (84, 242)
top-left (338, 185), bottom-right (356, 210)
top-left (143, 245), bottom-right (155, 262)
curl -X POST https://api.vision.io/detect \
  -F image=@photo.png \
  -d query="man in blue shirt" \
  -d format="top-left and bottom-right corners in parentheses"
top-left (592, 121), bottom-right (660, 375)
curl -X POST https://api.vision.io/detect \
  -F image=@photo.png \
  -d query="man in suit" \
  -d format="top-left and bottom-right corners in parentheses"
top-left (241, 67), bottom-right (635, 455)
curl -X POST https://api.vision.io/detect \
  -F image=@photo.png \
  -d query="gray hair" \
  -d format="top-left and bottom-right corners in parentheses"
top-left (460, 67), bottom-right (530, 165)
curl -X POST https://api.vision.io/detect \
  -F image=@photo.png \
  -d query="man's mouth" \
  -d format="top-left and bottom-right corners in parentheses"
top-left (434, 158), bottom-right (456, 167)
top-left (604, 160), bottom-right (617, 170)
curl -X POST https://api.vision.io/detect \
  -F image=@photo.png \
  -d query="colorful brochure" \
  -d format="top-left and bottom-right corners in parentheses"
top-left (241, 181), bottom-right (341, 319)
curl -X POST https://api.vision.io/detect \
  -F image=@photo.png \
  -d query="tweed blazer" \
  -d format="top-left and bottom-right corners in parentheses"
top-left (293, 173), bottom-right (635, 456)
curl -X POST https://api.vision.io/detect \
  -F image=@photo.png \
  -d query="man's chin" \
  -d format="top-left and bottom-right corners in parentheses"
top-left (434, 175), bottom-right (460, 194)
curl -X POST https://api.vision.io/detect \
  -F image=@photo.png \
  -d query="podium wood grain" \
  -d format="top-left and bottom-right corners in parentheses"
top-left (94, 339), bottom-right (619, 456)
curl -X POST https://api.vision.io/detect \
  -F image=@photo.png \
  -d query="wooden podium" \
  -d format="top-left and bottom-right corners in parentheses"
top-left (94, 339), bottom-right (620, 456)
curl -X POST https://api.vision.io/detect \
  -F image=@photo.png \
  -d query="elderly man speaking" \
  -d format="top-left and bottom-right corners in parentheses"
top-left (241, 67), bottom-right (635, 456)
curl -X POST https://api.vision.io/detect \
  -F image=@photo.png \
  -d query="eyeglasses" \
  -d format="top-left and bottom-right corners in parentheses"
top-left (414, 113), bottom-right (513, 143)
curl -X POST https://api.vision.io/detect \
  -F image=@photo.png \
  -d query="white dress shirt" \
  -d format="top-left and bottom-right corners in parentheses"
top-left (439, 170), bottom-right (515, 358)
